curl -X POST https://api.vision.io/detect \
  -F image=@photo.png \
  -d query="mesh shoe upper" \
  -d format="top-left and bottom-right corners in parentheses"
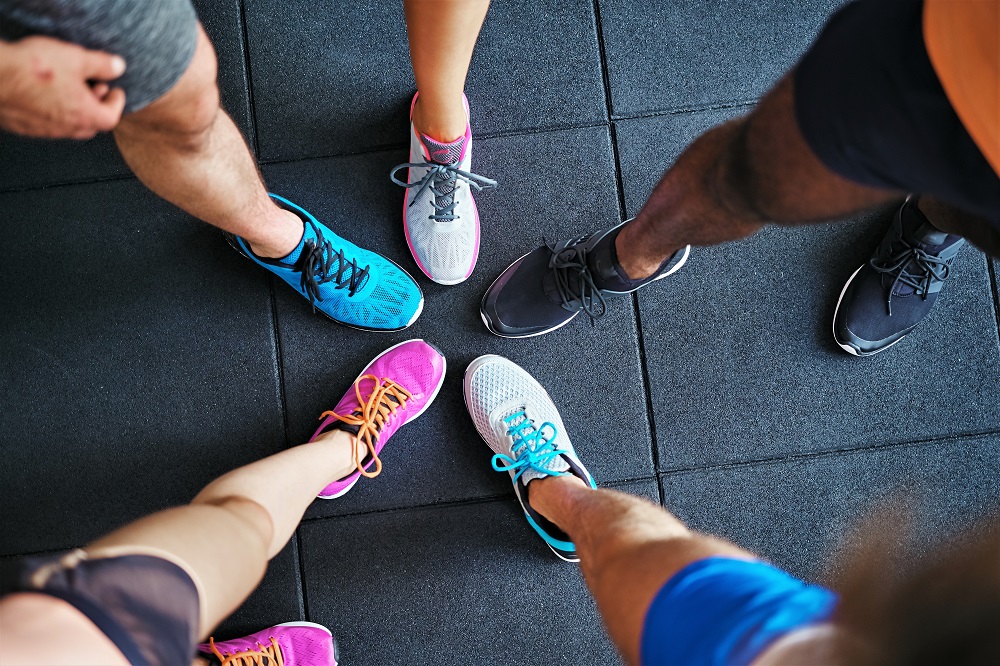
top-left (834, 198), bottom-right (964, 354)
top-left (390, 94), bottom-right (496, 285)
top-left (199, 622), bottom-right (338, 666)
top-left (233, 195), bottom-right (423, 332)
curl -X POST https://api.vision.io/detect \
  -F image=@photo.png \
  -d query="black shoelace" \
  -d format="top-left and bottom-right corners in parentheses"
top-left (870, 241), bottom-right (951, 316)
top-left (547, 237), bottom-right (607, 323)
top-left (292, 222), bottom-right (370, 311)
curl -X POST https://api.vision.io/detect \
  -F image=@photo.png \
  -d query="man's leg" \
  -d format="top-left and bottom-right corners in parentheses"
top-left (113, 26), bottom-right (302, 260)
top-left (615, 75), bottom-right (899, 280)
top-left (528, 476), bottom-right (750, 666)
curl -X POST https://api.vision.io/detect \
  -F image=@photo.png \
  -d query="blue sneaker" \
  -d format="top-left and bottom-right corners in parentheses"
top-left (227, 194), bottom-right (424, 332)
top-left (833, 197), bottom-right (965, 356)
top-left (463, 355), bottom-right (596, 562)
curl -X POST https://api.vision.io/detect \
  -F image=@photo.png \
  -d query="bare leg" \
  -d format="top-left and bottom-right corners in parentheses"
top-left (113, 25), bottom-right (302, 259)
top-left (404, 0), bottom-right (490, 142)
top-left (529, 476), bottom-right (753, 666)
top-left (616, 74), bottom-right (901, 280)
top-left (89, 429), bottom-right (361, 638)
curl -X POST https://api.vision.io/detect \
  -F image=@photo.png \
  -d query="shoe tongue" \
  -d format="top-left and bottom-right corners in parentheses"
top-left (505, 407), bottom-right (570, 484)
top-left (911, 222), bottom-right (949, 250)
top-left (421, 133), bottom-right (466, 165)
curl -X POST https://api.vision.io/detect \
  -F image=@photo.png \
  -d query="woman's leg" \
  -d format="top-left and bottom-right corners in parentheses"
top-left (403, 0), bottom-right (490, 142)
top-left (87, 429), bottom-right (360, 638)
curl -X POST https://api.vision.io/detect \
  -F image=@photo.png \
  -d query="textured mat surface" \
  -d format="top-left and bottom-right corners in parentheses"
top-left (660, 433), bottom-right (1000, 582)
top-left (244, 0), bottom-right (606, 162)
top-left (0, 180), bottom-right (283, 555)
top-left (598, 0), bottom-right (844, 116)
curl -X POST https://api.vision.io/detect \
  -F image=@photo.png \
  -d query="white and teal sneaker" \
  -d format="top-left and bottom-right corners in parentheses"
top-left (463, 355), bottom-right (596, 562)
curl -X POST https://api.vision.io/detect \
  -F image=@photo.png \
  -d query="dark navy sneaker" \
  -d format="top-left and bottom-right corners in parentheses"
top-left (833, 197), bottom-right (965, 356)
top-left (227, 194), bottom-right (424, 332)
top-left (480, 221), bottom-right (690, 338)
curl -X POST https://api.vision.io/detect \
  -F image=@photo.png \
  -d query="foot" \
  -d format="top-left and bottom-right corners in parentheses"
top-left (480, 221), bottom-right (690, 338)
top-left (312, 339), bottom-right (446, 499)
top-left (226, 194), bottom-right (424, 332)
top-left (463, 355), bottom-right (596, 561)
top-left (198, 621), bottom-right (338, 666)
top-left (833, 197), bottom-right (965, 356)
top-left (390, 93), bottom-right (497, 285)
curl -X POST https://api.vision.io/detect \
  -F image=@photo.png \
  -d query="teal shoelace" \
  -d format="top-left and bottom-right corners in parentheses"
top-left (491, 410), bottom-right (567, 483)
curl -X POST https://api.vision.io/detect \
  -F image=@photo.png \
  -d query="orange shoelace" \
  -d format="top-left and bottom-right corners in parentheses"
top-left (320, 373), bottom-right (412, 478)
top-left (207, 636), bottom-right (284, 666)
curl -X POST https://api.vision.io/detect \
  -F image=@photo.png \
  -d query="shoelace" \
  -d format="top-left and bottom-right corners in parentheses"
top-left (390, 162), bottom-right (497, 222)
top-left (546, 236), bottom-right (608, 323)
top-left (870, 241), bottom-right (952, 316)
top-left (320, 374), bottom-right (412, 478)
top-left (207, 636), bottom-right (284, 666)
top-left (491, 410), bottom-right (567, 483)
top-left (292, 221), bottom-right (370, 311)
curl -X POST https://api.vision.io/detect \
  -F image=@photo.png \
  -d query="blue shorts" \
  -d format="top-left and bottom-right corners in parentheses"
top-left (641, 557), bottom-right (837, 666)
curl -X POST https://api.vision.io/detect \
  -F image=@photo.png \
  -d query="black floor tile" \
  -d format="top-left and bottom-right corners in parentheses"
top-left (244, 0), bottom-right (606, 162)
top-left (616, 112), bottom-right (1000, 470)
top-left (597, 0), bottom-right (844, 117)
top-left (660, 433), bottom-right (1000, 582)
top-left (261, 126), bottom-right (654, 520)
top-left (0, 180), bottom-right (283, 555)
top-left (300, 478), bottom-right (657, 666)
top-left (0, 0), bottom-right (254, 192)
top-left (215, 540), bottom-right (305, 639)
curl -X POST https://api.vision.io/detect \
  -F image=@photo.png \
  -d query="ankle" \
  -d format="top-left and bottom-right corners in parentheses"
top-left (412, 95), bottom-right (467, 144)
top-left (248, 209), bottom-right (305, 259)
top-left (615, 223), bottom-right (678, 280)
top-left (312, 429), bottom-right (365, 481)
top-left (528, 474), bottom-right (588, 525)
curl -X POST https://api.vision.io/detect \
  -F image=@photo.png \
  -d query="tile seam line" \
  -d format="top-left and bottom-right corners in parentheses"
top-left (656, 427), bottom-right (1000, 477)
top-left (592, 0), bottom-right (664, 502)
top-left (293, 529), bottom-right (310, 621)
top-left (237, 0), bottom-right (262, 158)
top-left (611, 100), bottom-right (759, 122)
top-left (986, 255), bottom-right (1000, 348)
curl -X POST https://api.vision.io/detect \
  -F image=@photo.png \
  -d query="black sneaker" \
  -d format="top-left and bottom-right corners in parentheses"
top-left (833, 197), bottom-right (965, 356)
top-left (480, 221), bottom-right (690, 338)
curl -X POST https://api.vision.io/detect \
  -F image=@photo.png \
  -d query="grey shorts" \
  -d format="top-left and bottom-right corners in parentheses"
top-left (0, 0), bottom-right (199, 113)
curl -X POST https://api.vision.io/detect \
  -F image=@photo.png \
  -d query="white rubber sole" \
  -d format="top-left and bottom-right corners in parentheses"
top-left (831, 265), bottom-right (906, 357)
top-left (316, 338), bottom-right (447, 500)
top-left (274, 621), bottom-right (333, 635)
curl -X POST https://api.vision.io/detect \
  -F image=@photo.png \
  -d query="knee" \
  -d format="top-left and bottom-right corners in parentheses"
top-left (117, 27), bottom-right (220, 146)
top-left (201, 495), bottom-right (275, 558)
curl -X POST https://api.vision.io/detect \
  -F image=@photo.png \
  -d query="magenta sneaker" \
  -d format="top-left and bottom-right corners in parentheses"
top-left (198, 621), bottom-right (338, 666)
top-left (311, 339), bottom-right (446, 499)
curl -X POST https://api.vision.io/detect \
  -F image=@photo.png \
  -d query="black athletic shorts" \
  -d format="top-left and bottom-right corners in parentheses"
top-left (12, 546), bottom-right (203, 665)
top-left (793, 0), bottom-right (1000, 227)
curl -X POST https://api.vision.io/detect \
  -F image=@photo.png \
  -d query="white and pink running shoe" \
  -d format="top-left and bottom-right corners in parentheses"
top-left (310, 339), bottom-right (446, 499)
top-left (390, 93), bottom-right (497, 285)
top-left (198, 622), bottom-right (338, 666)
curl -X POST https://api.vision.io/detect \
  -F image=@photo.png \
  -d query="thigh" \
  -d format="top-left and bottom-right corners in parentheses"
top-left (0, 0), bottom-right (199, 114)
top-left (791, 0), bottom-right (1000, 226)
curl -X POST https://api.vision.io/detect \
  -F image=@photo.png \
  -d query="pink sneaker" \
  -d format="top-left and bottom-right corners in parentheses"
top-left (198, 621), bottom-right (338, 666)
top-left (312, 339), bottom-right (446, 499)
